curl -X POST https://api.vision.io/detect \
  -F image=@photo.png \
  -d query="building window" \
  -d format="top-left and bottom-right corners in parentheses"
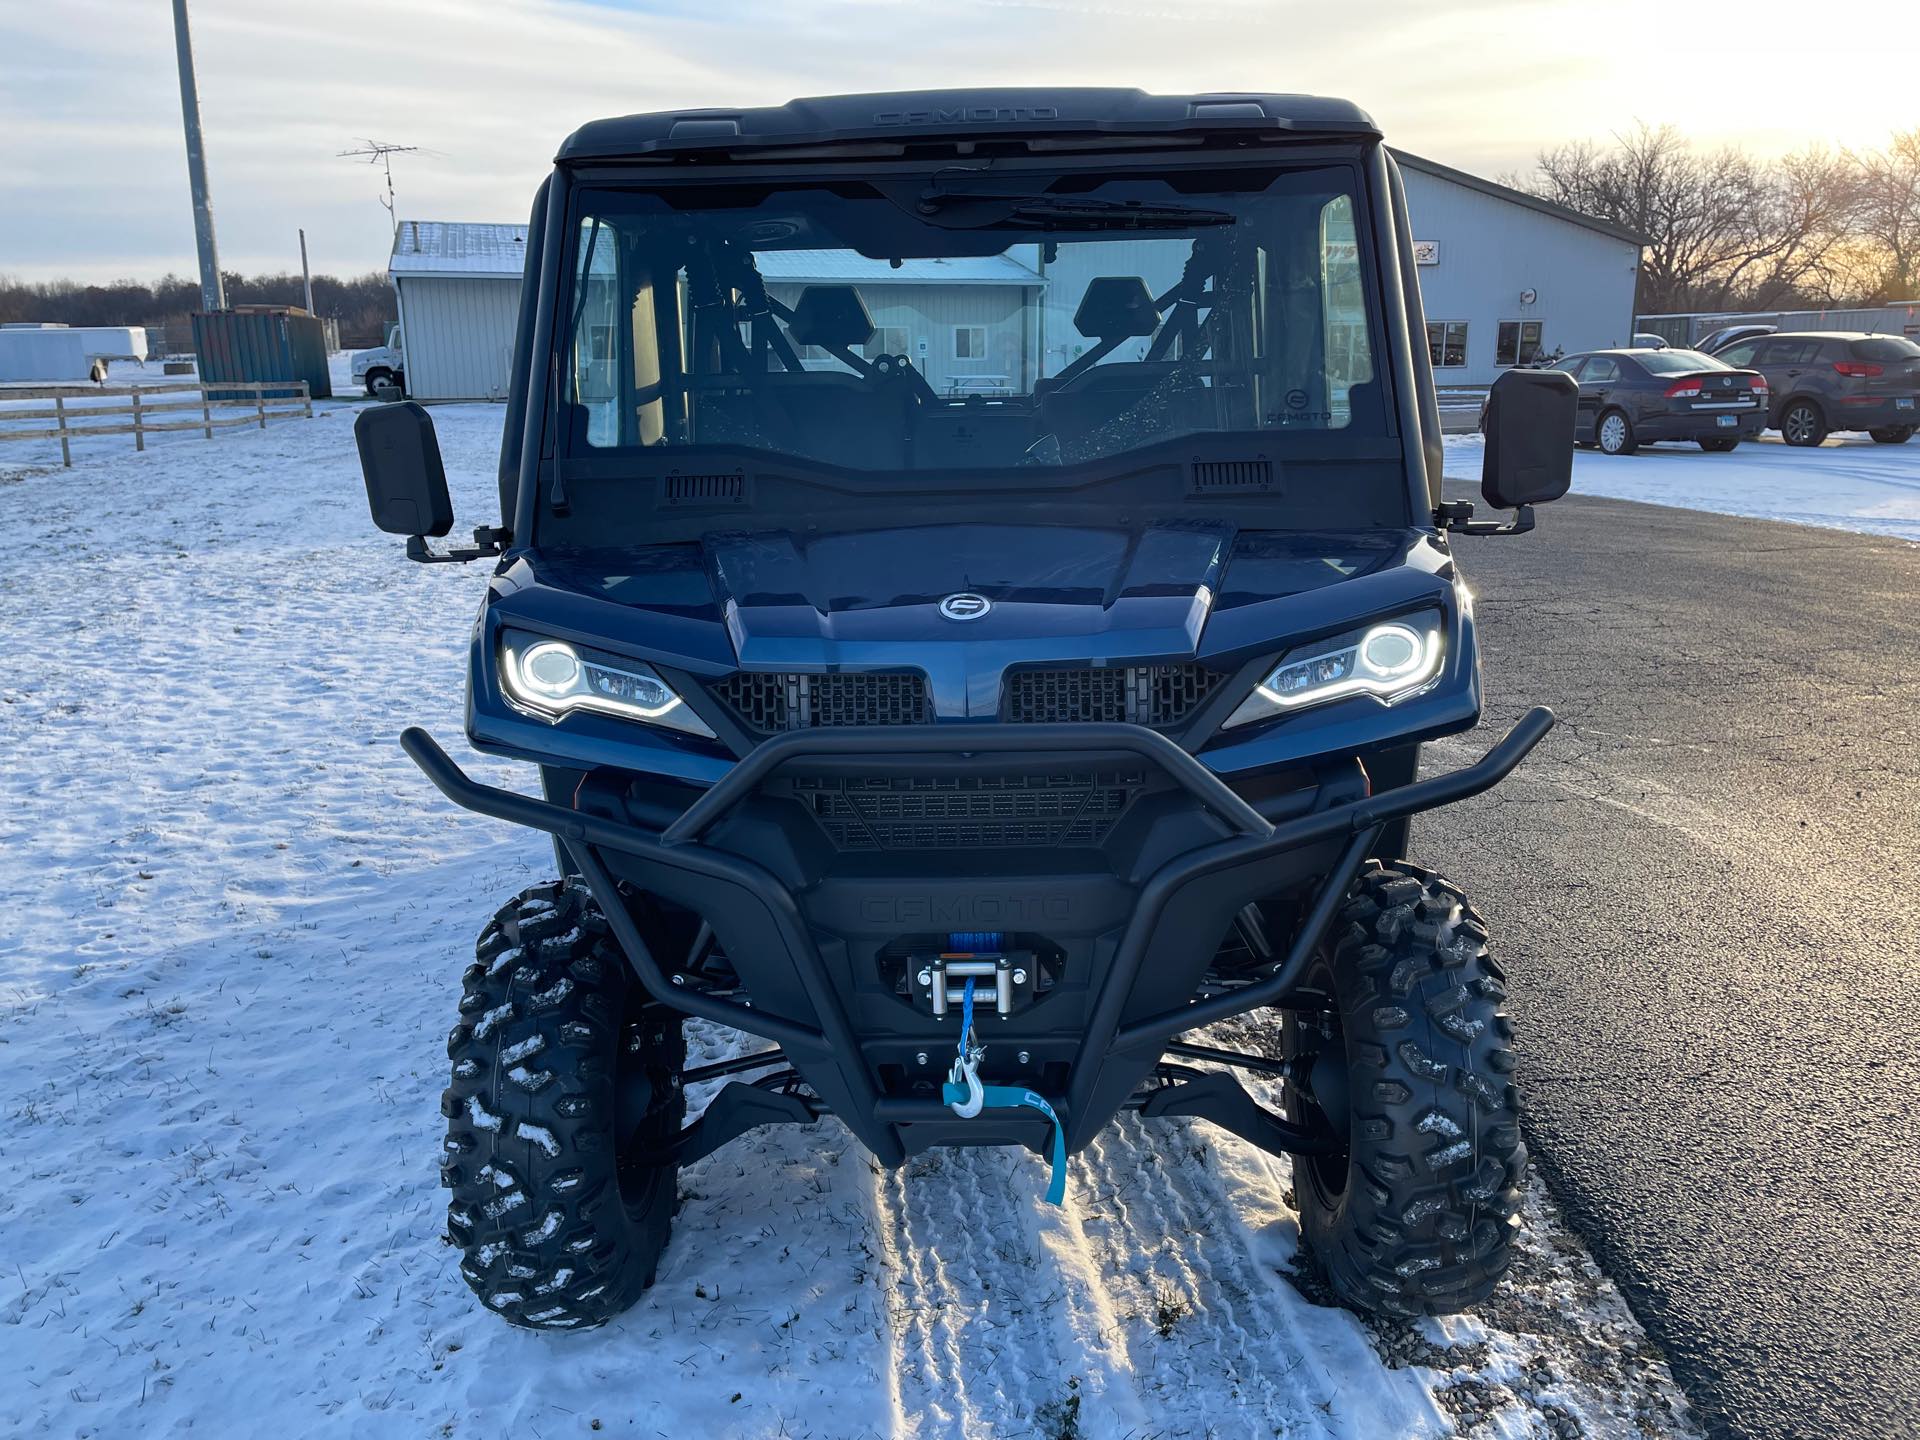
top-left (1426, 321), bottom-right (1468, 368)
top-left (865, 326), bottom-right (909, 360)
top-left (952, 325), bottom-right (987, 361)
top-left (1496, 320), bottom-right (1544, 367)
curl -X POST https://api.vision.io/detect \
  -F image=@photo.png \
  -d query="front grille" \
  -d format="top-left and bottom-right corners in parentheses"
top-left (712, 672), bottom-right (931, 732)
top-left (794, 770), bottom-right (1143, 850)
top-left (1004, 663), bottom-right (1222, 728)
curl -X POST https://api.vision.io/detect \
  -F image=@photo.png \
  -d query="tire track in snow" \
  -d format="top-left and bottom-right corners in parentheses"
top-left (1073, 1116), bottom-right (1332, 1438)
top-left (874, 1144), bottom-right (1079, 1436)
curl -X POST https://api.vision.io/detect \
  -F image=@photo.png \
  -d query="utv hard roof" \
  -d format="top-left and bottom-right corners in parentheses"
top-left (557, 88), bottom-right (1379, 162)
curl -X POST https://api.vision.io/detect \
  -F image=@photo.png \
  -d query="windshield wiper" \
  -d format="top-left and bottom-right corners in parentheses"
top-left (913, 191), bottom-right (1234, 231)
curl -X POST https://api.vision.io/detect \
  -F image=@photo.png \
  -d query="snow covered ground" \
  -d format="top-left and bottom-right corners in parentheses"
top-left (0, 380), bottom-right (1697, 1438)
top-left (1447, 429), bottom-right (1920, 543)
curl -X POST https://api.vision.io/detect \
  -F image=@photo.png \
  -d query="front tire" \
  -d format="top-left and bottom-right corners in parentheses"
top-left (1596, 408), bottom-right (1636, 454)
top-left (1781, 400), bottom-right (1827, 446)
top-left (442, 879), bottom-right (685, 1330)
top-left (1869, 425), bottom-right (1914, 444)
top-left (1285, 862), bottom-right (1526, 1317)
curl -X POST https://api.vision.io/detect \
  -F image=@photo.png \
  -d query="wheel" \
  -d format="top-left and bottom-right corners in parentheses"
top-left (1697, 437), bottom-right (1740, 452)
top-left (1283, 861), bottom-right (1526, 1317)
top-left (363, 367), bottom-right (392, 397)
top-left (1595, 408), bottom-right (1636, 454)
top-left (1781, 400), bottom-right (1827, 447)
top-left (442, 879), bottom-right (685, 1330)
top-left (1868, 426), bottom-right (1914, 444)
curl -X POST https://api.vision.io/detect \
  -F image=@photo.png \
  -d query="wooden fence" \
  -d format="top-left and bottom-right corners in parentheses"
top-left (0, 381), bottom-right (312, 467)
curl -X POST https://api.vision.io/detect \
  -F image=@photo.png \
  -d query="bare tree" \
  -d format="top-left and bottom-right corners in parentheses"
top-left (1514, 124), bottom-right (1863, 314)
top-left (1849, 129), bottom-right (1920, 300)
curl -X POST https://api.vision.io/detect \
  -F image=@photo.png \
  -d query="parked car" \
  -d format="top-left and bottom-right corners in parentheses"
top-left (1695, 323), bottom-right (1776, 356)
top-left (350, 324), bottom-right (406, 397)
top-left (1529, 348), bottom-right (1768, 454)
top-left (1712, 331), bottom-right (1920, 445)
top-left (1631, 332), bottom-right (1671, 350)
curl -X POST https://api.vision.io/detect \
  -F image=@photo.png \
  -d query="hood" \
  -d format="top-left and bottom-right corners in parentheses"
top-left (515, 522), bottom-right (1442, 715)
top-left (705, 522), bottom-right (1234, 660)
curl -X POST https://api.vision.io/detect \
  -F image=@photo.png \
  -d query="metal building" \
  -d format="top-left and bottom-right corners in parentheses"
top-left (758, 251), bottom-right (1047, 394)
top-left (1394, 152), bottom-right (1643, 387)
top-left (1635, 302), bottom-right (1920, 347)
top-left (388, 220), bottom-right (529, 402)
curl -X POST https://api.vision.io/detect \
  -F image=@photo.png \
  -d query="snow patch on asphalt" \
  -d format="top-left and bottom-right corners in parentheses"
top-left (1447, 430), bottom-right (1920, 543)
top-left (1, 389), bottom-right (1695, 1437)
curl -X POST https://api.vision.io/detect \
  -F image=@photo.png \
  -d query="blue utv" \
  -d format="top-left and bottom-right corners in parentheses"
top-left (354, 88), bottom-right (1576, 1331)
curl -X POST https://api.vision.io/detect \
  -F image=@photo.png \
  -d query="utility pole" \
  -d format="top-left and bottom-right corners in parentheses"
top-left (170, 0), bottom-right (226, 312)
top-left (299, 228), bottom-right (314, 312)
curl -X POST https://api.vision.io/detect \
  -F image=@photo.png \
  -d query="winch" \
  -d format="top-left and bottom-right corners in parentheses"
top-left (908, 935), bottom-right (1039, 1018)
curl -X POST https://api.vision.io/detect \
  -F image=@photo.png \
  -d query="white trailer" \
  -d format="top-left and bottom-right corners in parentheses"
top-left (0, 324), bottom-right (151, 382)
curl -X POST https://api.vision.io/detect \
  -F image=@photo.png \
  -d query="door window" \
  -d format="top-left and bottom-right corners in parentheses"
top-left (1426, 320), bottom-right (1468, 368)
top-left (1496, 320), bottom-right (1544, 367)
top-left (1581, 356), bottom-right (1619, 384)
top-left (1758, 339), bottom-right (1821, 366)
top-left (1717, 342), bottom-right (1759, 368)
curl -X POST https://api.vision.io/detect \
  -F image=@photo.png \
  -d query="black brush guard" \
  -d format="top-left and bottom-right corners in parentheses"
top-left (402, 709), bottom-right (1552, 1168)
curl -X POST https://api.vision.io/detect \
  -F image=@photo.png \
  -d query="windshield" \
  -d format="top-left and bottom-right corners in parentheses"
top-left (1636, 349), bottom-right (1726, 374)
top-left (554, 164), bottom-right (1384, 476)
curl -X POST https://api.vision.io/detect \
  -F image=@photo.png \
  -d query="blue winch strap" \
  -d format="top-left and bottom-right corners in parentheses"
top-left (938, 1081), bottom-right (1069, 1207)
top-left (945, 973), bottom-right (1066, 1204)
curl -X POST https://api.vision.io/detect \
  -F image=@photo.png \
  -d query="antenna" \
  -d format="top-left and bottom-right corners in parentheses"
top-left (338, 139), bottom-right (419, 231)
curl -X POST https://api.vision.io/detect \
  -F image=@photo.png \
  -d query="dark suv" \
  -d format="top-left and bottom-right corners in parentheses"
top-left (1713, 331), bottom-right (1920, 445)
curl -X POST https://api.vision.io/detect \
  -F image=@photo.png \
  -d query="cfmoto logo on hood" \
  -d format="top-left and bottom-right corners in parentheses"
top-left (939, 592), bottom-right (992, 621)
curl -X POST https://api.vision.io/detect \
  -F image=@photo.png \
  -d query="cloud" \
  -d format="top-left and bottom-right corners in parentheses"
top-left (0, 0), bottom-right (1912, 282)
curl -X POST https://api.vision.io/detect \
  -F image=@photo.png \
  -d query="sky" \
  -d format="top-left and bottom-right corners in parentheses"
top-left (1, 0), bottom-right (1914, 284)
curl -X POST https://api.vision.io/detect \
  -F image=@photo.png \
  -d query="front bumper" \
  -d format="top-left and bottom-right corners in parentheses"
top-left (403, 709), bottom-right (1553, 1165)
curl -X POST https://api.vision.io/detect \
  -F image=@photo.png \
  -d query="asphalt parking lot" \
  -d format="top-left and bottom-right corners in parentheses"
top-left (1425, 473), bottom-right (1920, 1440)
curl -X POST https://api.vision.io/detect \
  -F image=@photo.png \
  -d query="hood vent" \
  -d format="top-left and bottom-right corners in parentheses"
top-left (662, 471), bottom-right (748, 506)
top-left (1188, 458), bottom-right (1274, 495)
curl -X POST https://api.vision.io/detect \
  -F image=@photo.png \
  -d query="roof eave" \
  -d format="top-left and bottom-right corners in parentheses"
top-left (1391, 149), bottom-right (1646, 247)
top-left (391, 267), bottom-right (527, 281)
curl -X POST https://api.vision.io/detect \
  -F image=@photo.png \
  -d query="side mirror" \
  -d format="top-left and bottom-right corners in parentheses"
top-left (1481, 368), bottom-right (1576, 511)
top-left (355, 401), bottom-right (452, 538)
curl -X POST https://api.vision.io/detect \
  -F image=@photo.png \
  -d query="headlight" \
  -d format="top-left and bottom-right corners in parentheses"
top-left (1222, 615), bottom-right (1444, 728)
top-left (499, 631), bottom-right (715, 738)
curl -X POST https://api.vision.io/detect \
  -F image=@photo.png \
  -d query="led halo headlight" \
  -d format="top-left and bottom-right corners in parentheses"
top-left (499, 630), bottom-right (715, 738)
top-left (1223, 614), bottom-right (1445, 728)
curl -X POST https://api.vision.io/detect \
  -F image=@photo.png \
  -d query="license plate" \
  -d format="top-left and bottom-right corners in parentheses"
top-left (1898, 397), bottom-right (1915, 410)
top-left (1718, 415), bottom-right (1739, 427)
